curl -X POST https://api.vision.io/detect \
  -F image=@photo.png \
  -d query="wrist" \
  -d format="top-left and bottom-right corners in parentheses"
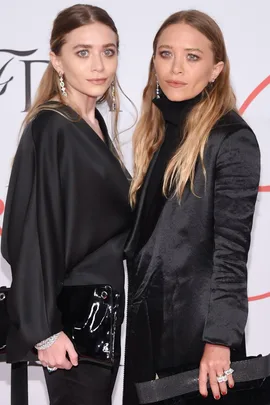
top-left (35, 332), bottom-right (61, 350)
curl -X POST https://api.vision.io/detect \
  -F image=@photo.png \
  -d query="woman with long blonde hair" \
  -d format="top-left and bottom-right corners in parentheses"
top-left (124, 10), bottom-right (263, 405)
top-left (1, 4), bottom-right (131, 405)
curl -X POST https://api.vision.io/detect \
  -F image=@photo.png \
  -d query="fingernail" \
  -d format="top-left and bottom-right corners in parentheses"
top-left (202, 394), bottom-right (208, 398)
top-left (229, 384), bottom-right (234, 389)
top-left (215, 396), bottom-right (220, 400)
top-left (221, 391), bottom-right (227, 395)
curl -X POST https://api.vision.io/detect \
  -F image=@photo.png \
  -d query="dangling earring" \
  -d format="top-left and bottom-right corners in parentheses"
top-left (110, 80), bottom-right (116, 111)
top-left (59, 73), bottom-right (67, 97)
top-left (156, 78), bottom-right (160, 99)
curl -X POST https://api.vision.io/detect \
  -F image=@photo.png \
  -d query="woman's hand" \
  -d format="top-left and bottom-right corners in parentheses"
top-left (38, 331), bottom-right (78, 371)
top-left (199, 343), bottom-right (234, 400)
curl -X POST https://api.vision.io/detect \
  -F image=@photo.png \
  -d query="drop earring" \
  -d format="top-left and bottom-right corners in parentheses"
top-left (110, 80), bottom-right (116, 111)
top-left (156, 78), bottom-right (160, 99)
top-left (59, 73), bottom-right (67, 97)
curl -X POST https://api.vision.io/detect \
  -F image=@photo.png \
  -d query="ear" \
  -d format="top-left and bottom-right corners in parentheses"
top-left (210, 61), bottom-right (224, 82)
top-left (50, 51), bottom-right (63, 75)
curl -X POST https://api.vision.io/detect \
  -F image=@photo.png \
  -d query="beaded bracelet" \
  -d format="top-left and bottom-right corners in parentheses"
top-left (35, 332), bottom-right (61, 350)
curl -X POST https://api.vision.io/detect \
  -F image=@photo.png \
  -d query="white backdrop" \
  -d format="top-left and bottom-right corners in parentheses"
top-left (0, 1), bottom-right (270, 404)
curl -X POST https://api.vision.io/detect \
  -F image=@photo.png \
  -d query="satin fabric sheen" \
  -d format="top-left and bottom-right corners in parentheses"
top-left (124, 95), bottom-right (260, 404)
top-left (1, 104), bottom-right (131, 363)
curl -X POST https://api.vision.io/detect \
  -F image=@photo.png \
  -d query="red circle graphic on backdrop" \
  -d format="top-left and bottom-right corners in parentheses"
top-left (240, 75), bottom-right (270, 301)
top-left (239, 75), bottom-right (270, 115)
top-left (0, 199), bottom-right (4, 236)
top-left (240, 75), bottom-right (270, 194)
top-left (0, 200), bottom-right (4, 215)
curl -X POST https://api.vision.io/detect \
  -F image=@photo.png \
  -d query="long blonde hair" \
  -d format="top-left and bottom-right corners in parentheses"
top-left (130, 10), bottom-right (236, 206)
top-left (22, 4), bottom-right (123, 151)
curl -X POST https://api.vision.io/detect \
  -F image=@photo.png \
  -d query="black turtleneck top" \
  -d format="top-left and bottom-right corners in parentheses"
top-left (138, 94), bottom-right (202, 250)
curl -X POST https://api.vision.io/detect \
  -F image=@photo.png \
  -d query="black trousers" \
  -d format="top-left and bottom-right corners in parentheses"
top-left (44, 361), bottom-right (118, 405)
top-left (43, 330), bottom-right (121, 405)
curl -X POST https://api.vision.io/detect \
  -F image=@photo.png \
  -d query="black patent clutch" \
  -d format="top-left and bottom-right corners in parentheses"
top-left (0, 284), bottom-right (120, 368)
top-left (57, 284), bottom-right (120, 368)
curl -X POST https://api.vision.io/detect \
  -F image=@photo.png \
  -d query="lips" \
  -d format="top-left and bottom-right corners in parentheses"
top-left (87, 78), bottom-right (107, 85)
top-left (166, 80), bottom-right (187, 88)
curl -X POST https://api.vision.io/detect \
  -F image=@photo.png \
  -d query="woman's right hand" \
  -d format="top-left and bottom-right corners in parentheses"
top-left (38, 331), bottom-right (78, 370)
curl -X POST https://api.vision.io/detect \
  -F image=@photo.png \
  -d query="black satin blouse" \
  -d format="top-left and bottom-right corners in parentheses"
top-left (1, 103), bottom-right (131, 362)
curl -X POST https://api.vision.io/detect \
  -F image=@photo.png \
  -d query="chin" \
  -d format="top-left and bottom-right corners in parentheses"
top-left (79, 83), bottom-right (110, 99)
top-left (162, 88), bottom-right (190, 102)
top-left (87, 89), bottom-right (109, 98)
top-left (162, 87), bottom-right (199, 102)
top-left (166, 94), bottom-right (187, 102)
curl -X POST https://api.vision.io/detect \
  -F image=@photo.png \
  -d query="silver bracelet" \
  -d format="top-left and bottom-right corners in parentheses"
top-left (35, 332), bottom-right (61, 350)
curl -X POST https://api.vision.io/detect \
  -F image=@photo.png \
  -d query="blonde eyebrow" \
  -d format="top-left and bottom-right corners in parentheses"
top-left (73, 43), bottom-right (117, 50)
top-left (185, 48), bottom-right (203, 53)
top-left (158, 45), bottom-right (173, 50)
top-left (158, 45), bottom-right (203, 54)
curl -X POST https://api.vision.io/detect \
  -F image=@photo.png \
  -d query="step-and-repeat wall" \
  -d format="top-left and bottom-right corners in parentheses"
top-left (0, 0), bottom-right (269, 403)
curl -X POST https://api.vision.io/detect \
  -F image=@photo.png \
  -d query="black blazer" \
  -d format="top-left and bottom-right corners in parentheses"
top-left (125, 111), bottom-right (260, 381)
top-left (1, 104), bottom-right (131, 363)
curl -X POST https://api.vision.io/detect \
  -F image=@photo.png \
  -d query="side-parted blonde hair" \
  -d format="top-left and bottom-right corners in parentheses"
top-left (22, 4), bottom-right (122, 151)
top-left (130, 10), bottom-right (236, 206)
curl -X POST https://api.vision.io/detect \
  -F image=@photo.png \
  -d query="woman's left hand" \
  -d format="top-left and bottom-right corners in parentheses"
top-left (199, 343), bottom-right (234, 400)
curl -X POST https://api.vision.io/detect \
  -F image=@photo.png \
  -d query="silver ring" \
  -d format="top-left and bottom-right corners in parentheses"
top-left (0, 293), bottom-right (6, 301)
top-left (224, 368), bottom-right (234, 376)
top-left (216, 374), bottom-right (228, 383)
top-left (47, 366), bottom-right (57, 372)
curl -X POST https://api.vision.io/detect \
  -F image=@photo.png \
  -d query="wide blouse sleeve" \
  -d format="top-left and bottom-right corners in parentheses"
top-left (1, 115), bottom-right (65, 356)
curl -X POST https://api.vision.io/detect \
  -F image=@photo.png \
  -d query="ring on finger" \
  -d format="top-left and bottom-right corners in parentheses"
top-left (217, 374), bottom-right (228, 383)
top-left (47, 366), bottom-right (57, 373)
top-left (224, 368), bottom-right (234, 376)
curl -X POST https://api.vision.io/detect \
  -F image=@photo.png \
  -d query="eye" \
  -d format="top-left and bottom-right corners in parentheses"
top-left (77, 49), bottom-right (89, 58)
top-left (159, 50), bottom-right (173, 58)
top-left (187, 53), bottom-right (200, 62)
top-left (103, 48), bottom-right (116, 57)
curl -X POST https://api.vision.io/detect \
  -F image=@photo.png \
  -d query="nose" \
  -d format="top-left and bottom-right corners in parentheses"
top-left (171, 55), bottom-right (184, 75)
top-left (90, 53), bottom-right (104, 72)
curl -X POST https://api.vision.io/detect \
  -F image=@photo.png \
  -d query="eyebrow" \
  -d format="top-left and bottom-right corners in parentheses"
top-left (158, 45), bottom-right (173, 50)
top-left (158, 45), bottom-right (203, 53)
top-left (185, 47), bottom-right (203, 54)
top-left (72, 43), bottom-right (117, 50)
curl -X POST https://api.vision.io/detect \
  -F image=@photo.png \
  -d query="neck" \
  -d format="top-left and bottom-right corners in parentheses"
top-left (152, 92), bottom-right (203, 126)
top-left (65, 88), bottom-right (98, 124)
